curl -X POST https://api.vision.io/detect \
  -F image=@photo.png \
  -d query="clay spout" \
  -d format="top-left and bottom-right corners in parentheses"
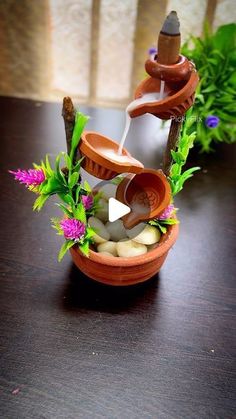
top-left (129, 70), bottom-right (199, 120)
top-left (116, 169), bottom-right (171, 229)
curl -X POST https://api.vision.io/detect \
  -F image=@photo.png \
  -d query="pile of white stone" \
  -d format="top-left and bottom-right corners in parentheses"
top-left (88, 183), bottom-right (161, 258)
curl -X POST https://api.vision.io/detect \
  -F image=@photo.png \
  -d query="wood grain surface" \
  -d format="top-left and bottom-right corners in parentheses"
top-left (0, 97), bottom-right (235, 419)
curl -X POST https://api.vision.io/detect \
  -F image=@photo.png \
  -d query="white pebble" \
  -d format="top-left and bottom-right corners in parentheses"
top-left (88, 216), bottom-right (110, 244)
top-left (117, 240), bottom-right (147, 258)
top-left (95, 198), bottom-right (109, 223)
top-left (105, 220), bottom-right (128, 242)
top-left (128, 224), bottom-right (161, 245)
top-left (98, 251), bottom-right (114, 257)
top-left (97, 241), bottom-right (118, 256)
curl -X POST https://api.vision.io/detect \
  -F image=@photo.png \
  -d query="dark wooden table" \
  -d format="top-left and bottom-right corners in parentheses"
top-left (0, 96), bottom-right (235, 419)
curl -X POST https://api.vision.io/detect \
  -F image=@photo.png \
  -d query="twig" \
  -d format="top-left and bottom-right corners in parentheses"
top-left (62, 97), bottom-right (76, 155)
top-left (163, 119), bottom-right (182, 176)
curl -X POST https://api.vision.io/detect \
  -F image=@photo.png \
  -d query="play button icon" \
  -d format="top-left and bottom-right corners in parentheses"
top-left (108, 198), bottom-right (131, 222)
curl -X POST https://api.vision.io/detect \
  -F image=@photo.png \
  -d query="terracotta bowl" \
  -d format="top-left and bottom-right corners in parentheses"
top-left (70, 223), bottom-right (179, 286)
top-left (129, 70), bottom-right (199, 120)
top-left (79, 131), bottom-right (144, 180)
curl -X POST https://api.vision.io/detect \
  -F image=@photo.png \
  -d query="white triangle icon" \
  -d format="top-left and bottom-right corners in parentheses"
top-left (108, 198), bottom-right (131, 222)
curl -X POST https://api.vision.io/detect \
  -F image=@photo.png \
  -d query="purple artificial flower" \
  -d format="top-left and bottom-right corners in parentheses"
top-left (158, 204), bottom-right (175, 220)
top-left (9, 168), bottom-right (45, 186)
top-left (148, 47), bottom-right (157, 56)
top-left (81, 194), bottom-right (93, 210)
top-left (205, 115), bottom-right (220, 128)
top-left (60, 219), bottom-right (86, 241)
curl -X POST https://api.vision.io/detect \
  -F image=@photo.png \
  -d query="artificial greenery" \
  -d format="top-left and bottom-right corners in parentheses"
top-left (168, 110), bottom-right (200, 196)
top-left (148, 216), bottom-right (178, 234)
top-left (10, 112), bottom-right (103, 260)
top-left (148, 114), bottom-right (199, 233)
top-left (181, 23), bottom-right (236, 152)
top-left (37, 112), bottom-right (100, 260)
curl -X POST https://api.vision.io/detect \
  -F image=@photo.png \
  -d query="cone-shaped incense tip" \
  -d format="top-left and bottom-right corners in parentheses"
top-left (161, 11), bottom-right (180, 35)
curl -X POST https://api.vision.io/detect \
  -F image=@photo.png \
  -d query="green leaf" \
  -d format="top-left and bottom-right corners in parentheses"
top-left (148, 220), bottom-right (167, 234)
top-left (160, 218), bottom-right (179, 225)
top-left (172, 167), bottom-right (200, 195)
top-left (171, 151), bottom-right (186, 164)
top-left (211, 49), bottom-right (225, 59)
top-left (55, 153), bottom-right (62, 172)
top-left (56, 203), bottom-right (73, 218)
top-left (73, 157), bottom-right (84, 171)
top-left (40, 176), bottom-right (63, 194)
top-left (158, 224), bottom-right (167, 234)
top-left (201, 85), bottom-right (217, 93)
top-left (33, 194), bottom-right (49, 211)
top-left (55, 153), bottom-right (67, 185)
top-left (74, 202), bottom-right (86, 223)
top-left (70, 112), bottom-right (89, 162)
top-left (68, 172), bottom-right (79, 189)
top-left (196, 93), bottom-right (205, 104)
top-left (32, 162), bottom-right (41, 170)
top-left (213, 23), bottom-right (236, 53)
top-left (51, 217), bottom-right (64, 235)
top-left (85, 227), bottom-right (95, 240)
top-left (40, 160), bottom-right (48, 177)
top-left (79, 240), bottom-right (90, 257)
top-left (75, 184), bottom-right (81, 204)
top-left (204, 95), bottom-right (215, 110)
top-left (64, 153), bottom-right (72, 170)
top-left (58, 240), bottom-right (74, 262)
top-left (83, 180), bottom-right (92, 193)
top-left (170, 163), bottom-right (180, 177)
top-left (45, 155), bottom-right (54, 176)
top-left (207, 58), bottom-right (218, 66)
top-left (58, 193), bottom-right (75, 206)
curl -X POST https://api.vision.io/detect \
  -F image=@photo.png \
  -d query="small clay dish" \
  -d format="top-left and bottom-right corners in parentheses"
top-left (116, 169), bottom-right (171, 228)
top-left (129, 70), bottom-right (199, 120)
top-left (70, 222), bottom-right (179, 286)
top-left (79, 131), bottom-right (144, 180)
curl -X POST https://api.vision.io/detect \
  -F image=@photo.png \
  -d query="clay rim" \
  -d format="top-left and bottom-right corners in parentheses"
top-left (133, 71), bottom-right (199, 114)
top-left (80, 131), bottom-right (144, 173)
top-left (71, 222), bottom-right (179, 267)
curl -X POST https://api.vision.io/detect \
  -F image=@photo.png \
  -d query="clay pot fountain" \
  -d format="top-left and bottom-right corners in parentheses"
top-left (67, 11), bottom-right (198, 286)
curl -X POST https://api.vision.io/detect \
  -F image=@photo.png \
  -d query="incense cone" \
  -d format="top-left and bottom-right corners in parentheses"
top-left (157, 10), bottom-right (181, 65)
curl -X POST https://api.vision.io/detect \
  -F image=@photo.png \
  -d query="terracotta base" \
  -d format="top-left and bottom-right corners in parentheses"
top-left (70, 223), bottom-right (179, 286)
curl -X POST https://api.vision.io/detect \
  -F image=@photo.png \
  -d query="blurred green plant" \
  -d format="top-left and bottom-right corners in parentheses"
top-left (182, 23), bottom-right (236, 152)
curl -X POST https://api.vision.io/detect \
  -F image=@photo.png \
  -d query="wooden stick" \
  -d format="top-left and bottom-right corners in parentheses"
top-left (62, 96), bottom-right (76, 155)
top-left (163, 119), bottom-right (182, 177)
